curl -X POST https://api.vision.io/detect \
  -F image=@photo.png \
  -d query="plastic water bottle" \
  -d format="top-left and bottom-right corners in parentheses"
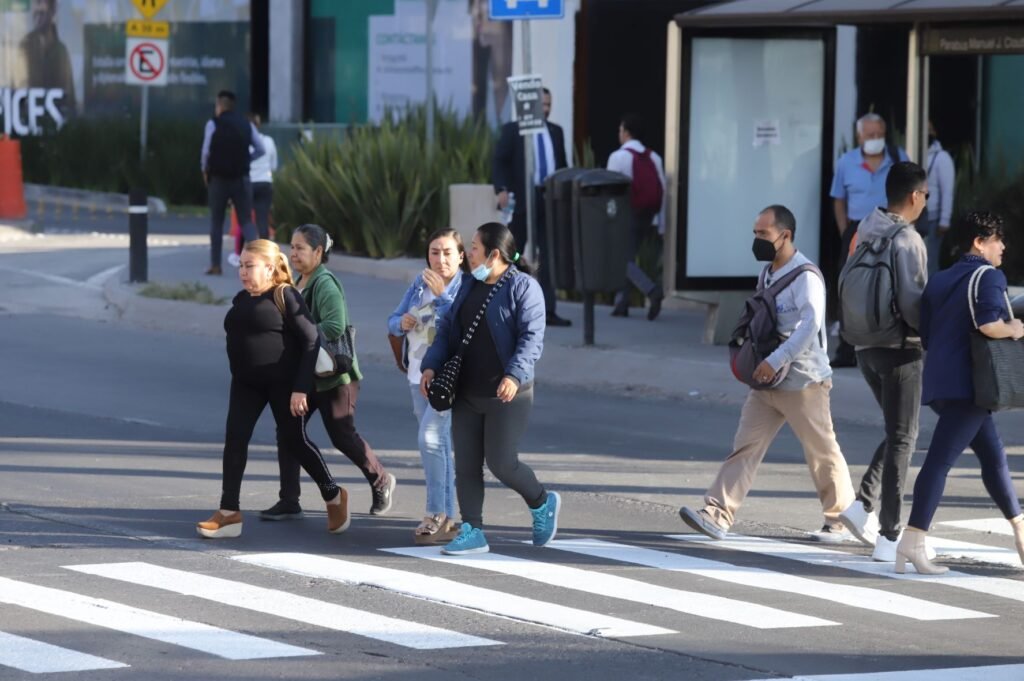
top-left (503, 192), bottom-right (516, 225)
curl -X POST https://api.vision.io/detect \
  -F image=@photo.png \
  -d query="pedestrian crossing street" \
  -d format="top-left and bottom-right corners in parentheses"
top-left (1, 521), bottom-right (1023, 677)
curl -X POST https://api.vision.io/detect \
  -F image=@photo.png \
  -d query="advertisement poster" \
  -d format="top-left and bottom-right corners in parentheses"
top-left (0, 0), bottom-right (250, 135)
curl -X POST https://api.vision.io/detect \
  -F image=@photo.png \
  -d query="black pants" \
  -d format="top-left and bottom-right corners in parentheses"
top-left (208, 175), bottom-right (255, 267)
top-left (452, 385), bottom-right (545, 528)
top-left (512, 188), bottom-right (557, 315)
top-left (251, 181), bottom-right (273, 240)
top-left (855, 347), bottom-right (923, 540)
top-left (220, 378), bottom-right (338, 512)
top-left (277, 381), bottom-right (388, 504)
top-left (616, 210), bottom-right (660, 307)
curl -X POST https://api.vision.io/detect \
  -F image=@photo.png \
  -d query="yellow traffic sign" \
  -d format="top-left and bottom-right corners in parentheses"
top-left (126, 20), bottom-right (169, 39)
top-left (131, 0), bottom-right (168, 19)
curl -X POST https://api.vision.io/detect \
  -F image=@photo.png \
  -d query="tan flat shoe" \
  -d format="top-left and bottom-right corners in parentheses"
top-left (197, 511), bottom-right (243, 538)
top-left (327, 488), bottom-right (350, 534)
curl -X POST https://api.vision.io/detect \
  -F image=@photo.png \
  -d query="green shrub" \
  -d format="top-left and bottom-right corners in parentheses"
top-left (272, 105), bottom-right (494, 258)
top-left (19, 117), bottom-right (206, 206)
top-left (138, 281), bottom-right (226, 305)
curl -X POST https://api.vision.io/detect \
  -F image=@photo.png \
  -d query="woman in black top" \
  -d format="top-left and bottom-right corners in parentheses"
top-left (197, 239), bottom-right (347, 538)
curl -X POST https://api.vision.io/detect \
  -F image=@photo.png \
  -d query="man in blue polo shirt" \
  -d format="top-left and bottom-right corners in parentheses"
top-left (829, 113), bottom-right (908, 367)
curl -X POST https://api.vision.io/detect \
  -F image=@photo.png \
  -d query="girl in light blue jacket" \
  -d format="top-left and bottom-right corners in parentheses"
top-left (387, 229), bottom-right (468, 543)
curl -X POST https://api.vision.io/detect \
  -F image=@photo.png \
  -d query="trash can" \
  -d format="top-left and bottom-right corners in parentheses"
top-left (571, 169), bottom-right (631, 293)
top-left (544, 167), bottom-right (589, 291)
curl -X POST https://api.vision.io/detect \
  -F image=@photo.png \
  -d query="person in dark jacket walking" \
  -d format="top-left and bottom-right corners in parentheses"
top-left (420, 222), bottom-right (561, 555)
top-left (201, 90), bottom-right (265, 276)
top-left (898, 211), bottom-right (1024, 574)
top-left (197, 239), bottom-right (347, 539)
top-left (260, 224), bottom-right (397, 522)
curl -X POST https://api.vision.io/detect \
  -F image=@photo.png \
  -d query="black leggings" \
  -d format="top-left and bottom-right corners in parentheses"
top-left (277, 381), bottom-right (388, 504)
top-left (221, 378), bottom-right (339, 511)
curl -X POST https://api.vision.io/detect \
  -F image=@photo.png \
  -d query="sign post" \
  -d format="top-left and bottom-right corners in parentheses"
top-left (125, 0), bottom-right (170, 162)
top-left (491, 0), bottom-right (563, 262)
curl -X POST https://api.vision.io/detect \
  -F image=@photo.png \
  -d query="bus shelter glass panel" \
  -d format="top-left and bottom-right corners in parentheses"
top-left (686, 37), bottom-right (824, 278)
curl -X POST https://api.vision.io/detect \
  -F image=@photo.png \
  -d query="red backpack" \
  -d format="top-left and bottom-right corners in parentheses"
top-left (627, 148), bottom-right (664, 215)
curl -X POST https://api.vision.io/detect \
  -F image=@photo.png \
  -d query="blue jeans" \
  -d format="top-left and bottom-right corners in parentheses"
top-left (410, 384), bottom-right (456, 518)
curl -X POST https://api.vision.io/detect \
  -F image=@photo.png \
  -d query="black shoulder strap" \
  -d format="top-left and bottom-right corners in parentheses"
top-left (764, 263), bottom-right (821, 293)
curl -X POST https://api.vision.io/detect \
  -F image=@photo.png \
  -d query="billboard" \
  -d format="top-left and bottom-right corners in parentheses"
top-left (0, 0), bottom-right (250, 135)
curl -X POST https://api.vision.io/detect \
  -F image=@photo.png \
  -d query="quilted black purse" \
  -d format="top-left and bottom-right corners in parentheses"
top-left (428, 269), bottom-right (512, 412)
top-left (968, 265), bottom-right (1024, 411)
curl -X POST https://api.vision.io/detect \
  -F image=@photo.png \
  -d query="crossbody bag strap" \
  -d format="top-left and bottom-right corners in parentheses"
top-left (456, 268), bottom-right (514, 356)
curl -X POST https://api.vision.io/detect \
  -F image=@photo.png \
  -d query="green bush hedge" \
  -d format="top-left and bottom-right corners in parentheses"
top-left (272, 106), bottom-right (494, 258)
top-left (19, 117), bottom-right (206, 206)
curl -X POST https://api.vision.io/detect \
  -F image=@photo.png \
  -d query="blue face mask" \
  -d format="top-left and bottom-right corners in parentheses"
top-left (471, 262), bottom-right (492, 281)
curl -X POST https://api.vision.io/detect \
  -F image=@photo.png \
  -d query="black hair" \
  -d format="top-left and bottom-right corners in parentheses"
top-left (885, 161), bottom-right (927, 207)
top-left (956, 210), bottom-right (1005, 254)
top-left (294, 223), bottom-right (334, 263)
top-left (476, 222), bottom-right (533, 275)
top-left (761, 204), bottom-right (797, 239)
top-left (425, 228), bottom-right (470, 273)
top-left (620, 113), bottom-right (645, 142)
top-left (217, 90), bottom-right (236, 110)
top-left (542, 87), bottom-right (551, 96)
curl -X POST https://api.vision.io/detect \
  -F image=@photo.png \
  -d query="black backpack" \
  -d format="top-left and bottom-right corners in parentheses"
top-left (729, 264), bottom-right (823, 390)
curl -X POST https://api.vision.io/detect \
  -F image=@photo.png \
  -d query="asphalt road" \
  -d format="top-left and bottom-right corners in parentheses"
top-left (2, 236), bottom-right (1024, 681)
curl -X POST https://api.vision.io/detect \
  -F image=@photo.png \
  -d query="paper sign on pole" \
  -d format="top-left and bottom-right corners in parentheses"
top-left (507, 74), bottom-right (544, 136)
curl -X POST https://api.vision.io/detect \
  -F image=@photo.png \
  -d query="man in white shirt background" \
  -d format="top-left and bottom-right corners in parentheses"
top-left (249, 113), bottom-right (278, 241)
top-left (606, 113), bottom-right (666, 320)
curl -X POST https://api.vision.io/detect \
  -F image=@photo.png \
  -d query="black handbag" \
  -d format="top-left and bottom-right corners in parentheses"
top-left (427, 269), bottom-right (512, 412)
top-left (308, 274), bottom-right (356, 378)
top-left (968, 265), bottom-right (1024, 411)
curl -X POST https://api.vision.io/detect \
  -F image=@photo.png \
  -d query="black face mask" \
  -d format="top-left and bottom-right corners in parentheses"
top-left (752, 236), bottom-right (780, 262)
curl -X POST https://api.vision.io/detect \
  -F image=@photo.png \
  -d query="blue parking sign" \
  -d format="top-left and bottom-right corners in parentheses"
top-left (489, 0), bottom-right (564, 20)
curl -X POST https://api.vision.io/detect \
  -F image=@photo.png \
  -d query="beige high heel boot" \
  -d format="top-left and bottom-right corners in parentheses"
top-left (895, 526), bottom-right (948, 575)
top-left (1011, 515), bottom-right (1024, 567)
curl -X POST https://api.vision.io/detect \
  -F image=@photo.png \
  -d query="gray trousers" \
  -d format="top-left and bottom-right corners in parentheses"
top-left (452, 385), bottom-right (545, 528)
top-left (855, 347), bottom-right (923, 540)
top-left (208, 175), bottom-right (255, 267)
top-left (615, 210), bottom-right (660, 306)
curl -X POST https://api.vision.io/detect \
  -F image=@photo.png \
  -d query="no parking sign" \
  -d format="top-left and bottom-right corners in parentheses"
top-left (125, 38), bottom-right (168, 87)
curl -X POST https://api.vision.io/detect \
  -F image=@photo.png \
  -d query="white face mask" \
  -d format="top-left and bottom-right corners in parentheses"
top-left (863, 138), bottom-right (886, 156)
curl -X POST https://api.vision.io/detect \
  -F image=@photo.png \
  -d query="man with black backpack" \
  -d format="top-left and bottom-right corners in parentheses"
top-left (837, 161), bottom-right (929, 561)
top-left (679, 205), bottom-right (865, 544)
top-left (606, 113), bottom-right (666, 320)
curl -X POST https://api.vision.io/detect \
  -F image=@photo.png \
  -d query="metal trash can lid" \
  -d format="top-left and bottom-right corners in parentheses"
top-left (574, 169), bottom-right (631, 189)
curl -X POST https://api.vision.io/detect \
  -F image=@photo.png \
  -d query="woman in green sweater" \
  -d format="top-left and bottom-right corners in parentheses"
top-left (260, 224), bottom-right (397, 524)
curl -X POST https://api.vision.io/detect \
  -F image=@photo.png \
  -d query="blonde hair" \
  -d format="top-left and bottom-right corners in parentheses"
top-left (242, 239), bottom-right (294, 312)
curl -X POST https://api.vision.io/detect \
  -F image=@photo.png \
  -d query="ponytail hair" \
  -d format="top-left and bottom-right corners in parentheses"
top-left (294, 223), bottom-right (334, 263)
top-left (476, 221), bottom-right (534, 276)
top-left (242, 239), bottom-right (295, 312)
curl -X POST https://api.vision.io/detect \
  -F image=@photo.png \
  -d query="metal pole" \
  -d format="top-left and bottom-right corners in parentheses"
top-left (522, 20), bottom-right (537, 262)
top-left (583, 291), bottom-right (595, 346)
top-left (129, 189), bottom-right (148, 283)
top-left (425, 0), bottom-right (438, 155)
top-left (139, 85), bottom-right (149, 163)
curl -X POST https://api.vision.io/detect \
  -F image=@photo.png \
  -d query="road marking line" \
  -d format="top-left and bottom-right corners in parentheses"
top-left (236, 552), bottom-right (672, 638)
top-left (744, 662), bottom-right (1024, 680)
top-left (940, 518), bottom-right (1013, 536)
top-left (668, 535), bottom-right (1022, 606)
top-left (67, 561), bottom-right (499, 650)
top-left (544, 538), bottom-right (986, 621)
top-left (928, 536), bottom-right (1022, 567)
top-left (383, 546), bottom-right (836, 629)
top-left (0, 576), bottom-right (315, 660)
top-left (0, 630), bottom-right (127, 673)
top-left (0, 266), bottom-right (100, 290)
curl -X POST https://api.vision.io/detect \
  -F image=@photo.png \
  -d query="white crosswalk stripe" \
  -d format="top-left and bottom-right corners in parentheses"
top-left (383, 546), bottom-right (838, 629)
top-left (0, 631), bottom-right (127, 673)
top-left (0, 576), bottom-right (316, 660)
top-left (940, 518), bottom-right (1014, 536)
top-left (236, 552), bottom-right (673, 638)
top-left (744, 662), bottom-right (1024, 680)
top-left (66, 561), bottom-right (501, 650)
top-left (668, 534), bottom-right (1024, 605)
top-left (928, 536), bottom-right (1022, 567)
top-left (543, 538), bottom-right (989, 621)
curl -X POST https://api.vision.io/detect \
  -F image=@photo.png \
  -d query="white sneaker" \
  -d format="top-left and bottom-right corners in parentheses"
top-left (873, 532), bottom-right (936, 562)
top-left (839, 500), bottom-right (880, 547)
top-left (227, 253), bottom-right (241, 267)
top-left (810, 524), bottom-right (854, 544)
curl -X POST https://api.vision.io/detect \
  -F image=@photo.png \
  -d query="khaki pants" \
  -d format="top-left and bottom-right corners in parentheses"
top-left (703, 380), bottom-right (855, 530)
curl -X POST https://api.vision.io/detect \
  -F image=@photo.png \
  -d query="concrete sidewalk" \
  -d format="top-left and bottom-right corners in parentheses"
top-left (97, 239), bottom-right (901, 429)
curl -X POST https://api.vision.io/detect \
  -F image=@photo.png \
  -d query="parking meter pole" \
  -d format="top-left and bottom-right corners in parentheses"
top-left (139, 85), bottom-right (149, 163)
top-left (583, 292), bottom-right (595, 346)
top-left (129, 189), bottom-right (148, 283)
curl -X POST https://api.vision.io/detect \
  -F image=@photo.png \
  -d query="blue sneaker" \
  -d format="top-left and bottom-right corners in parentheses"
top-left (531, 491), bottom-right (561, 546)
top-left (441, 523), bottom-right (489, 555)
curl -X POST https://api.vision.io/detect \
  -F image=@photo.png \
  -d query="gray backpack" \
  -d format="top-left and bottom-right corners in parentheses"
top-left (838, 223), bottom-right (907, 347)
top-left (729, 263), bottom-right (822, 390)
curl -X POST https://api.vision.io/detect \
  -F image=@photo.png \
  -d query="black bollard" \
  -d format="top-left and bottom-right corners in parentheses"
top-left (128, 189), bottom-right (148, 283)
top-left (583, 291), bottom-right (595, 346)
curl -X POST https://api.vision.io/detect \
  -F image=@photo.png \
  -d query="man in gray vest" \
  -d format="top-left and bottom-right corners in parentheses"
top-left (200, 90), bottom-right (265, 275)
